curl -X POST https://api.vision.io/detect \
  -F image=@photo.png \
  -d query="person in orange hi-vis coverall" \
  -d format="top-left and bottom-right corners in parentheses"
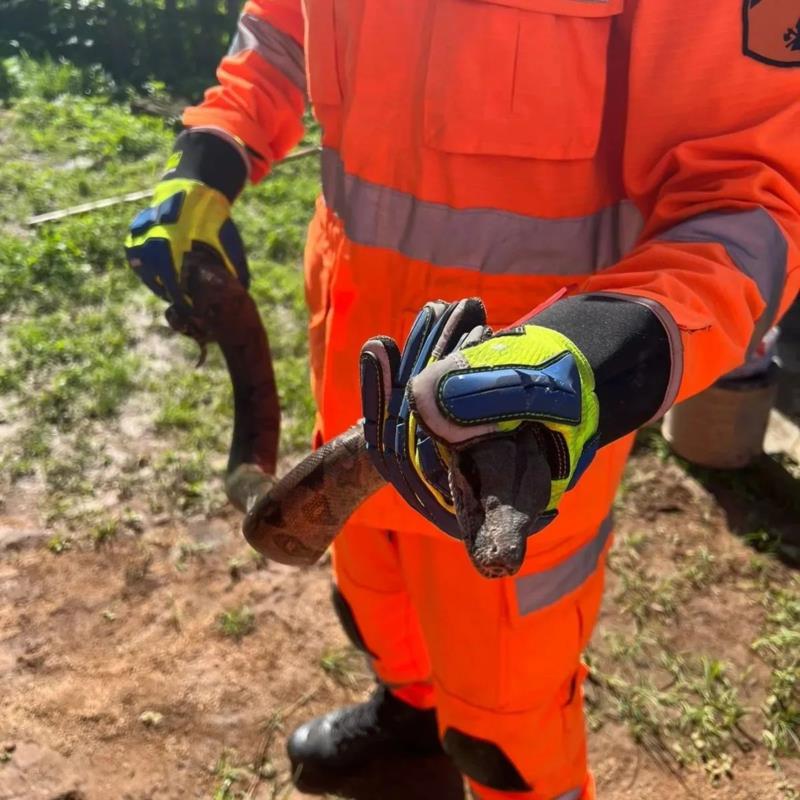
top-left (126, 2), bottom-right (800, 798)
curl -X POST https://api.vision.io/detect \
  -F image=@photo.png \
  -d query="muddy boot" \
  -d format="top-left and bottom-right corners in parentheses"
top-left (287, 684), bottom-right (443, 783)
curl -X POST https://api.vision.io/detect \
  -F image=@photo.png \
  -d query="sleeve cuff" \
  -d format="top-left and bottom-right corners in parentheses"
top-left (532, 293), bottom-right (681, 445)
top-left (166, 129), bottom-right (250, 202)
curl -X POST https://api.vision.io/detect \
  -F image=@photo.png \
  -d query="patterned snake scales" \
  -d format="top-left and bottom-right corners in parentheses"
top-left (174, 257), bottom-right (551, 579)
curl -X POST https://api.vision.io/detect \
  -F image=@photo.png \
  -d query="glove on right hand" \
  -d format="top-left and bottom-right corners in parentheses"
top-left (360, 298), bottom-right (600, 540)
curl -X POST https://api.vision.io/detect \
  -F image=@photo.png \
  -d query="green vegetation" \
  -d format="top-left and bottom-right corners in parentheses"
top-left (0, 57), bottom-right (317, 538)
top-left (587, 517), bottom-right (799, 787)
top-left (212, 749), bottom-right (251, 800)
top-left (3, 3), bottom-right (240, 99)
top-left (754, 579), bottom-right (800, 758)
top-left (589, 652), bottom-right (749, 783)
top-left (320, 646), bottom-right (370, 690)
top-left (91, 517), bottom-right (119, 548)
top-left (46, 533), bottom-right (71, 554)
top-left (217, 605), bottom-right (256, 640)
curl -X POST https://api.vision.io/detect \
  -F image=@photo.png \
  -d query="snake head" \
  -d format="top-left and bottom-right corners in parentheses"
top-left (450, 425), bottom-right (552, 579)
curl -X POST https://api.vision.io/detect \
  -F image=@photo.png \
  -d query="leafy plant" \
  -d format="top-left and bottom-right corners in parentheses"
top-left (217, 606), bottom-right (256, 641)
top-left (753, 580), bottom-right (800, 758)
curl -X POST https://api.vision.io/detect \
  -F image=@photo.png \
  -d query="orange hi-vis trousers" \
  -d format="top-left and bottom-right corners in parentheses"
top-left (333, 519), bottom-right (608, 800)
top-left (332, 432), bottom-right (633, 800)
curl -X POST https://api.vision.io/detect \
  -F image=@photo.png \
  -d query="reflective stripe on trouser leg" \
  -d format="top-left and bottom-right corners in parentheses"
top-left (468, 775), bottom-right (594, 800)
top-left (391, 511), bottom-right (613, 800)
top-left (514, 514), bottom-right (613, 617)
top-left (331, 523), bottom-right (435, 709)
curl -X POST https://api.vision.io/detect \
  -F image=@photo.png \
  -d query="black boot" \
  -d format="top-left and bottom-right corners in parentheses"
top-left (287, 684), bottom-right (443, 779)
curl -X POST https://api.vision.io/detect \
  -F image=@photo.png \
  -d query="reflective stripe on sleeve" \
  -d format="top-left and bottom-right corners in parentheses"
top-left (656, 207), bottom-right (788, 352)
top-left (322, 149), bottom-right (643, 275)
top-left (515, 514), bottom-right (613, 616)
top-left (229, 13), bottom-right (307, 93)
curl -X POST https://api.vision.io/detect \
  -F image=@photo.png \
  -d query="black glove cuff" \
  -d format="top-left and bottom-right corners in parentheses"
top-left (166, 130), bottom-right (248, 202)
top-left (534, 294), bottom-right (672, 446)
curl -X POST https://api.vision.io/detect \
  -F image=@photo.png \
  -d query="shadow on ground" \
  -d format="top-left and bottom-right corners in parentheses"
top-left (632, 426), bottom-right (800, 567)
top-left (293, 753), bottom-right (466, 799)
top-left (686, 453), bottom-right (800, 567)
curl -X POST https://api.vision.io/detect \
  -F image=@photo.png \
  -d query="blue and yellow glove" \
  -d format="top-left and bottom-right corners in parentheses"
top-left (360, 299), bottom-right (489, 536)
top-left (125, 131), bottom-right (250, 311)
top-left (360, 298), bottom-right (600, 537)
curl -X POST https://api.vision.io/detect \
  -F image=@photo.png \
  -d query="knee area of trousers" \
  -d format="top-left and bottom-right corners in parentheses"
top-left (331, 584), bottom-right (375, 656)
top-left (435, 668), bottom-right (589, 797)
top-left (442, 728), bottom-right (531, 793)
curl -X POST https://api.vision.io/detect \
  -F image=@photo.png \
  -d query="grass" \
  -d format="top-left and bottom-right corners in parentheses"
top-left (753, 579), bottom-right (800, 758)
top-left (46, 533), bottom-right (71, 554)
top-left (590, 465), bottom-right (800, 788)
top-left (589, 637), bottom-right (754, 783)
top-left (212, 749), bottom-right (251, 800)
top-left (91, 517), bottom-right (118, 547)
top-left (217, 606), bottom-right (256, 641)
top-left (608, 534), bottom-right (721, 630)
top-left (0, 56), bottom-right (317, 544)
top-left (320, 646), bottom-right (369, 690)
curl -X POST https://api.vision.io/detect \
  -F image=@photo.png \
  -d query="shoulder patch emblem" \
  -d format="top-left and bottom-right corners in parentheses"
top-left (743, 0), bottom-right (800, 68)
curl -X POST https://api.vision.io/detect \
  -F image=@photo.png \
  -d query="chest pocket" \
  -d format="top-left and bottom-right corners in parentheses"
top-left (425, 0), bottom-right (624, 160)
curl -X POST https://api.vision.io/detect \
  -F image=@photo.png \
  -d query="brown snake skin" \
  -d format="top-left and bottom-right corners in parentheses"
top-left (178, 256), bottom-right (551, 579)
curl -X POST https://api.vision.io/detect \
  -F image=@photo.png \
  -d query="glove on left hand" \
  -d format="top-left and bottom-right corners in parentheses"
top-left (125, 177), bottom-right (249, 312)
top-left (125, 132), bottom-right (250, 313)
top-left (360, 298), bottom-right (600, 538)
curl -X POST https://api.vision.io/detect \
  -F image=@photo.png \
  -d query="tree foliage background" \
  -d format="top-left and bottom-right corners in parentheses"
top-left (1, 0), bottom-right (242, 98)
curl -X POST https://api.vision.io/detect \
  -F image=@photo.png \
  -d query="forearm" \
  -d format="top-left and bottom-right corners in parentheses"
top-left (182, 0), bottom-right (306, 183)
top-left (534, 208), bottom-right (799, 448)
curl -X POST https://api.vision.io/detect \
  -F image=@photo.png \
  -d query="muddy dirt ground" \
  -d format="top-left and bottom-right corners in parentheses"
top-left (1, 443), bottom-right (798, 800)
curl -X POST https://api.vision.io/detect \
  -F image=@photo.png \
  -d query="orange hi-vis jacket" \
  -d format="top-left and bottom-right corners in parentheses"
top-left (185, 0), bottom-right (800, 542)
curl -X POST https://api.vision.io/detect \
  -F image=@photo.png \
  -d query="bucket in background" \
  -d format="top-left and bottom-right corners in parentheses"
top-left (662, 330), bottom-right (781, 470)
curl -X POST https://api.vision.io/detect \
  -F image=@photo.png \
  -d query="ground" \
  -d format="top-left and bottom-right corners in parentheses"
top-left (0, 60), bottom-right (798, 800)
top-left (2, 444), bottom-right (799, 800)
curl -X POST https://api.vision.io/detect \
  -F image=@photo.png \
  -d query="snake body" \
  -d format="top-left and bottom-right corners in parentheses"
top-left (180, 258), bottom-right (551, 579)
top-left (237, 423), bottom-right (384, 566)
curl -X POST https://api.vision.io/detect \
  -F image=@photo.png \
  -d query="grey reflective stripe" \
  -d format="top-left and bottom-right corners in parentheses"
top-left (229, 14), bottom-right (307, 93)
top-left (322, 149), bottom-right (643, 275)
top-left (472, 790), bottom-right (582, 800)
top-left (515, 514), bottom-right (613, 616)
top-left (553, 790), bottom-right (583, 800)
top-left (657, 208), bottom-right (787, 353)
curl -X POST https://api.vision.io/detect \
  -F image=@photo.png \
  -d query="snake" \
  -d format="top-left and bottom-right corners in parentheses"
top-left (172, 256), bottom-right (551, 579)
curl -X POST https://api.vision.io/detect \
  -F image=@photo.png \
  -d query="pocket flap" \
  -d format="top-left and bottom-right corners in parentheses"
top-left (472, 0), bottom-right (623, 17)
top-left (425, 0), bottom-right (621, 160)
